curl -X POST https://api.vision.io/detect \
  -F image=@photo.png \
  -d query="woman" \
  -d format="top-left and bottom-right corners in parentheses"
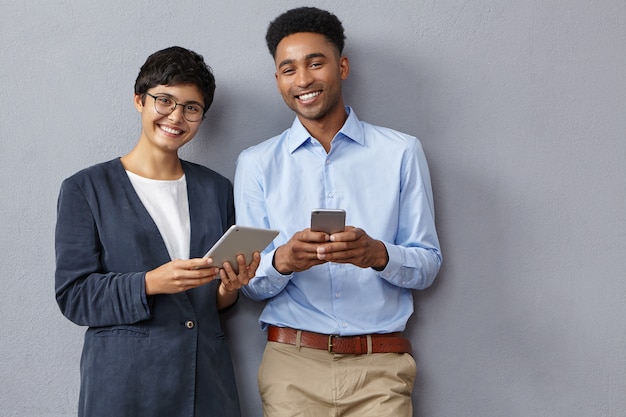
top-left (55, 46), bottom-right (255, 417)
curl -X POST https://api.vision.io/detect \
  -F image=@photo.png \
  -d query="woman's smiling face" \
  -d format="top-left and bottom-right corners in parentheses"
top-left (134, 83), bottom-right (205, 154)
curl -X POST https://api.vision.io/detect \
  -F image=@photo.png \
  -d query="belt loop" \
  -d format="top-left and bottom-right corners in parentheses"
top-left (295, 330), bottom-right (302, 351)
top-left (366, 335), bottom-right (373, 355)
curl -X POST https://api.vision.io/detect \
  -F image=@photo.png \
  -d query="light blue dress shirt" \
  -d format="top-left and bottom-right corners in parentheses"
top-left (234, 107), bottom-right (441, 336)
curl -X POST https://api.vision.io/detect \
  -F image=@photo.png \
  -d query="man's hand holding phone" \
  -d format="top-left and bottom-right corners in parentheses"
top-left (310, 209), bottom-right (388, 270)
top-left (271, 209), bottom-right (346, 274)
top-left (314, 227), bottom-right (389, 270)
top-left (273, 208), bottom-right (388, 274)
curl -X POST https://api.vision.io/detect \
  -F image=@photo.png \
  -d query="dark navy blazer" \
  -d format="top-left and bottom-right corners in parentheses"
top-left (55, 158), bottom-right (240, 417)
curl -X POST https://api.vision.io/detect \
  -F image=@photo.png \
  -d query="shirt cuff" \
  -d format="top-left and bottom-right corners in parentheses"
top-left (264, 248), bottom-right (294, 280)
top-left (245, 248), bottom-right (293, 298)
top-left (139, 272), bottom-right (152, 317)
top-left (375, 242), bottom-right (404, 285)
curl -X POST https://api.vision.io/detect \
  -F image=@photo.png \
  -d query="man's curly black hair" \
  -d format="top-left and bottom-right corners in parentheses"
top-left (266, 7), bottom-right (346, 58)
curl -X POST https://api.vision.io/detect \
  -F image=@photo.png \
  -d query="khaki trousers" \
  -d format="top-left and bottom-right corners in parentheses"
top-left (258, 341), bottom-right (416, 417)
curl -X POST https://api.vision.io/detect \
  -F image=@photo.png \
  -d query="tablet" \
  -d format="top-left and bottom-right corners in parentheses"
top-left (201, 225), bottom-right (279, 273)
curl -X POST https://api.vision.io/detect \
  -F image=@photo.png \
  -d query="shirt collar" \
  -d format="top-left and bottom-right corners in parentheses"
top-left (287, 106), bottom-right (365, 153)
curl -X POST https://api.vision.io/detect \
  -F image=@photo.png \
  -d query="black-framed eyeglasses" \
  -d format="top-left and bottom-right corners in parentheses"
top-left (144, 93), bottom-right (205, 122)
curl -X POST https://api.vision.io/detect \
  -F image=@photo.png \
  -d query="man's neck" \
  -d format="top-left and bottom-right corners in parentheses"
top-left (299, 107), bottom-right (348, 153)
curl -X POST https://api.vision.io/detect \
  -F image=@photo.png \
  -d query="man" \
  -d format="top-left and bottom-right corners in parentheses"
top-left (234, 7), bottom-right (442, 416)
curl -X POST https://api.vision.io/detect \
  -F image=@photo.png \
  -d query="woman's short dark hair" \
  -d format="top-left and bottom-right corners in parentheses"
top-left (134, 46), bottom-right (216, 114)
top-left (266, 7), bottom-right (346, 58)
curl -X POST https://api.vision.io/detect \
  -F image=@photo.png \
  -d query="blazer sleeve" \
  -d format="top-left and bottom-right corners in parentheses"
top-left (55, 177), bottom-right (151, 327)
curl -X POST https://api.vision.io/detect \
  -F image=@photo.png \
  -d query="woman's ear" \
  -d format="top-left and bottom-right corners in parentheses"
top-left (134, 94), bottom-right (144, 113)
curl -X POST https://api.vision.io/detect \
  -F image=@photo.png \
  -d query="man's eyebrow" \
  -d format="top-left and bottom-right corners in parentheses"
top-left (278, 58), bottom-right (294, 68)
top-left (305, 52), bottom-right (326, 60)
top-left (278, 52), bottom-right (327, 68)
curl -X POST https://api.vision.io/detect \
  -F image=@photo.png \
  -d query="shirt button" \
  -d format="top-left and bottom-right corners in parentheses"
top-left (185, 320), bottom-right (195, 329)
top-left (328, 192), bottom-right (334, 198)
top-left (326, 159), bottom-right (331, 165)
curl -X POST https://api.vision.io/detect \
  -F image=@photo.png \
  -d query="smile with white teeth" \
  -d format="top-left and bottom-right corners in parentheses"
top-left (297, 91), bottom-right (321, 101)
top-left (160, 125), bottom-right (182, 135)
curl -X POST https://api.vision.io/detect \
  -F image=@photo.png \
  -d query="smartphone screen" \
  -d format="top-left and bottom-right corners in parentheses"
top-left (310, 209), bottom-right (346, 234)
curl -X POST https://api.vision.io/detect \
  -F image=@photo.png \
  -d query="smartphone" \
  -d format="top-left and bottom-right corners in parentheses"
top-left (311, 209), bottom-right (346, 234)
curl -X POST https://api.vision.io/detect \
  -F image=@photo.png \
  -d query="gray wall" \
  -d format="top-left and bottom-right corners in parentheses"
top-left (1, 1), bottom-right (624, 416)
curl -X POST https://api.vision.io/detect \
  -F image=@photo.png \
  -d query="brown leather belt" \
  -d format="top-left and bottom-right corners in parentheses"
top-left (267, 325), bottom-right (412, 354)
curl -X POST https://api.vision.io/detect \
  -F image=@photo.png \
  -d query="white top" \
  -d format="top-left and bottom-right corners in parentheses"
top-left (126, 171), bottom-right (190, 260)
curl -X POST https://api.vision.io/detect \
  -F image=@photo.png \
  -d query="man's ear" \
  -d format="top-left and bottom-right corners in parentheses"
top-left (340, 56), bottom-right (350, 80)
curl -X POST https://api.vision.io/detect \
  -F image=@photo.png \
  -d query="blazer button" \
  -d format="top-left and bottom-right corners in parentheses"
top-left (185, 320), bottom-right (195, 329)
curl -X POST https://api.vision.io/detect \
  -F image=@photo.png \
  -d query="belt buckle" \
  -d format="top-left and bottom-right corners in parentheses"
top-left (327, 334), bottom-right (336, 352)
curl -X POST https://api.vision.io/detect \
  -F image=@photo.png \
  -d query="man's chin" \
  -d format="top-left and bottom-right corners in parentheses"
top-left (293, 106), bottom-right (325, 122)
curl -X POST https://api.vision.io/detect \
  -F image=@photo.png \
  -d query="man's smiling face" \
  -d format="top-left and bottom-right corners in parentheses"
top-left (274, 32), bottom-right (349, 124)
